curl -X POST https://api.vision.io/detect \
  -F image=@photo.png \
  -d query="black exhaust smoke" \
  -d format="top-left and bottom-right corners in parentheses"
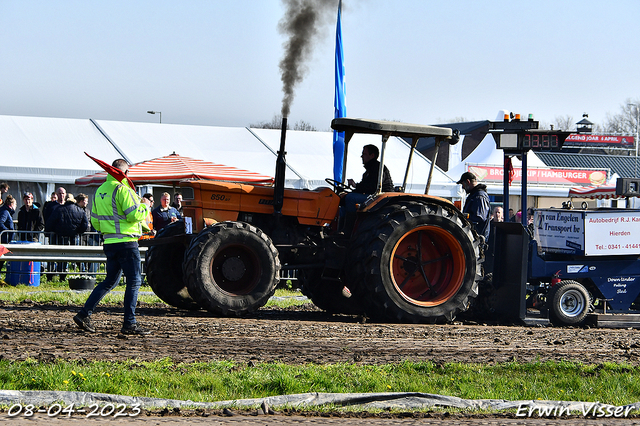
top-left (278, 0), bottom-right (335, 117)
top-left (274, 1), bottom-right (337, 214)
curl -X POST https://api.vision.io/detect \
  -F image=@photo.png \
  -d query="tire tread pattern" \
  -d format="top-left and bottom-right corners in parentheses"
top-left (183, 221), bottom-right (280, 316)
top-left (348, 201), bottom-right (482, 323)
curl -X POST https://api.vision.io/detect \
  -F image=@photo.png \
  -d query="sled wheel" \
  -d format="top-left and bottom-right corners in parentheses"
top-left (350, 201), bottom-right (482, 323)
top-left (299, 268), bottom-right (365, 315)
top-left (547, 280), bottom-right (590, 326)
top-left (146, 221), bottom-right (200, 310)
top-left (183, 221), bottom-right (280, 316)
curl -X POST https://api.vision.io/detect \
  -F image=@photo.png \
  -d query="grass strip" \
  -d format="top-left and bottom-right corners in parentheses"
top-left (0, 279), bottom-right (306, 308)
top-left (1, 358), bottom-right (639, 407)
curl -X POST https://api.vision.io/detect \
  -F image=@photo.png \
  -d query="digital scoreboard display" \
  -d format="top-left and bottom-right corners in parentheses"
top-left (489, 119), bottom-right (571, 152)
top-left (521, 133), bottom-right (560, 150)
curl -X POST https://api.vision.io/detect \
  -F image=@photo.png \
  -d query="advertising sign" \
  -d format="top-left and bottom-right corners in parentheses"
top-left (533, 209), bottom-right (585, 255)
top-left (564, 134), bottom-right (635, 148)
top-left (584, 211), bottom-right (640, 256)
top-left (467, 165), bottom-right (607, 186)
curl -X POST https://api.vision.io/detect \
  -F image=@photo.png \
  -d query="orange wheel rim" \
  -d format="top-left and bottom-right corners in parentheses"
top-left (390, 225), bottom-right (466, 306)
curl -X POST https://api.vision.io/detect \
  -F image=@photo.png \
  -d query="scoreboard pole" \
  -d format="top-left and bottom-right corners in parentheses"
top-left (503, 152), bottom-right (510, 222)
top-left (521, 151), bottom-right (528, 226)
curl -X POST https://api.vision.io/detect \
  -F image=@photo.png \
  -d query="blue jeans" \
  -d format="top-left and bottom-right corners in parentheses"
top-left (344, 192), bottom-right (369, 213)
top-left (79, 244), bottom-right (142, 327)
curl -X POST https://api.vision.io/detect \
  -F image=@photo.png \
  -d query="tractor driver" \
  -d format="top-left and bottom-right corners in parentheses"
top-left (345, 144), bottom-right (394, 213)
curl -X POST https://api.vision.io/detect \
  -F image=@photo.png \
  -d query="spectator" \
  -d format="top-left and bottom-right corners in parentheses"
top-left (141, 193), bottom-right (155, 238)
top-left (43, 191), bottom-right (61, 277)
top-left (17, 192), bottom-right (44, 242)
top-left (491, 206), bottom-right (504, 223)
top-left (44, 187), bottom-right (66, 227)
top-left (46, 193), bottom-right (89, 243)
top-left (46, 193), bottom-right (88, 280)
top-left (0, 194), bottom-right (16, 273)
top-left (0, 195), bottom-right (16, 244)
top-left (0, 182), bottom-right (9, 207)
top-left (457, 172), bottom-right (490, 242)
top-left (76, 193), bottom-right (98, 273)
top-left (515, 210), bottom-right (522, 223)
top-left (42, 192), bottom-right (57, 218)
top-left (76, 193), bottom-right (93, 235)
top-left (526, 208), bottom-right (535, 225)
top-left (171, 192), bottom-right (183, 215)
top-left (75, 193), bottom-right (89, 221)
top-left (152, 192), bottom-right (182, 232)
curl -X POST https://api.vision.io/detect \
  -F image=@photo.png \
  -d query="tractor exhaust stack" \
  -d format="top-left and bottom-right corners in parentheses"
top-left (273, 117), bottom-right (287, 216)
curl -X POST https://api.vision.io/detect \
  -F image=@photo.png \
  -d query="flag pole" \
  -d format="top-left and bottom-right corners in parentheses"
top-left (332, 0), bottom-right (347, 183)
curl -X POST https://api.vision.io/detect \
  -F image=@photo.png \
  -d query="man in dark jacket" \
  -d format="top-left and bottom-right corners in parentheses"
top-left (344, 144), bottom-right (394, 213)
top-left (152, 192), bottom-right (182, 232)
top-left (457, 171), bottom-right (491, 242)
top-left (43, 187), bottom-right (66, 226)
top-left (0, 194), bottom-right (16, 272)
top-left (46, 194), bottom-right (89, 242)
top-left (46, 194), bottom-right (88, 280)
top-left (0, 195), bottom-right (16, 244)
top-left (17, 192), bottom-right (44, 242)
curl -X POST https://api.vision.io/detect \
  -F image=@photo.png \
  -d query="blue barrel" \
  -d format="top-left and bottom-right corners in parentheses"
top-left (6, 241), bottom-right (41, 286)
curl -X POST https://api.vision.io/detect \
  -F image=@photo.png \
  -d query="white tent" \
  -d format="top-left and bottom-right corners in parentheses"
top-left (0, 115), bottom-right (459, 202)
top-left (0, 115), bottom-right (123, 203)
top-left (0, 116), bottom-right (121, 183)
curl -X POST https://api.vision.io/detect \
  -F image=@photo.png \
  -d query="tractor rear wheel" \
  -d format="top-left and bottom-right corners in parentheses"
top-left (146, 222), bottom-right (200, 310)
top-left (183, 221), bottom-right (280, 316)
top-left (350, 201), bottom-right (481, 323)
top-left (547, 280), bottom-right (590, 326)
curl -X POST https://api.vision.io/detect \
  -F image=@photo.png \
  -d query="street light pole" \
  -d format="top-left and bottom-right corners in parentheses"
top-left (147, 110), bottom-right (162, 123)
top-left (629, 104), bottom-right (639, 178)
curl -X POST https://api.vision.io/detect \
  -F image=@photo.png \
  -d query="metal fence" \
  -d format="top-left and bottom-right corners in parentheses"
top-left (1, 230), bottom-right (296, 282)
top-left (0, 230), bottom-right (147, 278)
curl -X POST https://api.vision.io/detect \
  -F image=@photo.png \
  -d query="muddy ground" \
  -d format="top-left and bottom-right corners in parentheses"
top-left (3, 300), bottom-right (640, 423)
top-left (1, 300), bottom-right (640, 366)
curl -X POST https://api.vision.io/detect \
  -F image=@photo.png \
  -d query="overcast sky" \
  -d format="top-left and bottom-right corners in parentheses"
top-left (1, 0), bottom-right (639, 131)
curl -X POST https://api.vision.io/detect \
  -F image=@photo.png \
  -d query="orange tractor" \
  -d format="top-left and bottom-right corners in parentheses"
top-left (145, 118), bottom-right (483, 322)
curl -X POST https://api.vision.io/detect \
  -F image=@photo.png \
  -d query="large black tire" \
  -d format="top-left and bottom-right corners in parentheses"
top-left (145, 222), bottom-right (200, 310)
top-left (547, 280), bottom-right (590, 326)
top-left (183, 221), bottom-right (280, 316)
top-left (299, 268), bottom-right (365, 315)
top-left (349, 201), bottom-right (482, 323)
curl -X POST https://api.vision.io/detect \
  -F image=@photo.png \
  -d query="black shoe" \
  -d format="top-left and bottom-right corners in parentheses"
top-left (73, 314), bottom-right (96, 333)
top-left (120, 324), bottom-right (151, 336)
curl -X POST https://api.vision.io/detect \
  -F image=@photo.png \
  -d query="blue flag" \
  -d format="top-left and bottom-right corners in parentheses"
top-left (333, 0), bottom-right (346, 182)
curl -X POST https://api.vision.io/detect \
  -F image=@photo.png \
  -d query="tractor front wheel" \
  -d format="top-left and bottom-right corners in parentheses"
top-left (183, 221), bottom-right (280, 316)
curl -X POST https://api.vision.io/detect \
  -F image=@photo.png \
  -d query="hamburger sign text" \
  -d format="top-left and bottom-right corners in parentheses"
top-left (467, 165), bottom-right (608, 186)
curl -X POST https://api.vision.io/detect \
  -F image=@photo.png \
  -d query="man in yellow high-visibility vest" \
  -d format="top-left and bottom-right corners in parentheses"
top-left (73, 159), bottom-right (152, 335)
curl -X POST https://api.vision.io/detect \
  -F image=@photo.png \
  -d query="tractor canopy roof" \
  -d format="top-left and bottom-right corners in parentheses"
top-left (331, 118), bottom-right (454, 140)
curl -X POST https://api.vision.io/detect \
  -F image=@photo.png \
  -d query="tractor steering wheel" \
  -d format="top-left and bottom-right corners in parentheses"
top-left (325, 178), bottom-right (351, 193)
